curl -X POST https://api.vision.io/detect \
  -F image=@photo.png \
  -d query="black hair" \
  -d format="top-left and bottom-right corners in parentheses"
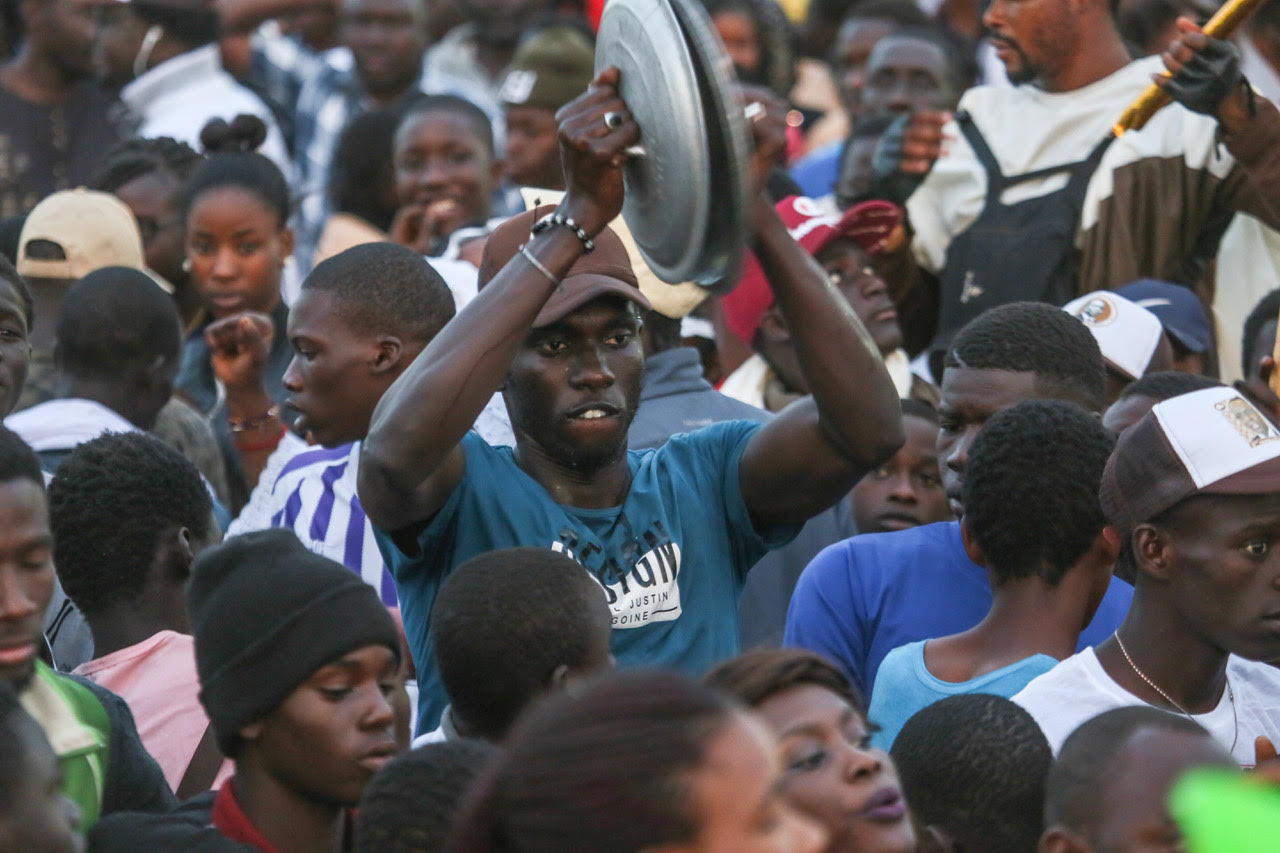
top-left (963, 400), bottom-right (1113, 587)
top-left (0, 427), bottom-right (44, 492)
top-left (449, 670), bottom-right (739, 853)
top-left (181, 115), bottom-right (291, 227)
top-left (0, 214), bottom-right (28, 268)
top-left (644, 311), bottom-right (685, 355)
top-left (1117, 370), bottom-right (1221, 403)
top-left (355, 739), bottom-right (500, 853)
top-left (1241, 288), bottom-right (1280, 378)
top-left (702, 0), bottom-right (796, 94)
top-left (944, 302), bottom-right (1107, 413)
top-left (891, 694), bottom-right (1052, 853)
top-left (900, 396), bottom-right (938, 424)
top-left (397, 94), bottom-right (496, 159)
top-left (0, 254), bottom-right (33, 330)
top-left (48, 432), bottom-right (211, 617)
top-left (54, 267), bottom-right (181, 381)
top-left (838, 0), bottom-right (930, 36)
top-left (328, 107), bottom-right (403, 233)
top-left (302, 243), bottom-right (456, 345)
top-left (1045, 707), bottom-right (1212, 839)
top-left (88, 136), bottom-right (203, 195)
top-left (0, 680), bottom-right (36, 814)
top-left (430, 547), bottom-right (611, 742)
top-left (130, 0), bottom-right (220, 47)
top-left (871, 24), bottom-right (966, 90)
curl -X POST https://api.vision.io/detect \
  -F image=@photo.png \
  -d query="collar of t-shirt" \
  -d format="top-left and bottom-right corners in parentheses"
top-left (213, 780), bottom-right (357, 852)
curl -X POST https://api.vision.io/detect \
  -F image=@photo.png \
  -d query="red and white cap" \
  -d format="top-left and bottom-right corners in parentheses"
top-left (1101, 386), bottom-right (1280, 533)
top-left (1063, 290), bottom-right (1164, 380)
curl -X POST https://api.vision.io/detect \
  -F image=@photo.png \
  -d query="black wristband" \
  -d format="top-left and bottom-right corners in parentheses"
top-left (531, 214), bottom-right (595, 253)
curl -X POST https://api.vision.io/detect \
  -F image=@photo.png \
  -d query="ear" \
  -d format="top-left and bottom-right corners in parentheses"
top-left (369, 336), bottom-right (404, 375)
top-left (1261, 355), bottom-right (1277, 387)
top-left (758, 305), bottom-right (791, 345)
top-left (176, 526), bottom-right (195, 567)
top-left (548, 663), bottom-right (572, 692)
top-left (1038, 826), bottom-right (1092, 853)
top-left (1132, 523), bottom-right (1173, 583)
top-left (279, 226), bottom-right (295, 262)
top-left (239, 720), bottom-right (264, 742)
top-left (959, 517), bottom-right (984, 566)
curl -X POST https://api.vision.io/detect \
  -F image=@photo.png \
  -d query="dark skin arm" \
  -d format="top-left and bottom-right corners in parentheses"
top-left (736, 99), bottom-right (904, 527)
top-left (357, 68), bottom-right (640, 533)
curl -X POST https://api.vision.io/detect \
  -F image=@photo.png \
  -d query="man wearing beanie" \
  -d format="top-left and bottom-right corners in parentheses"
top-left (91, 529), bottom-right (403, 851)
top-left (360, 73), bottom-right (903, 734)
top-left (498, 26), bottom-right (595, 191)
top-left (1014, 386), bottom-right (1280, 767)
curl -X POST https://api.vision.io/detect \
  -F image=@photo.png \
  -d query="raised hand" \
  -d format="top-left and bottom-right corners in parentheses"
top-left (870, 110), bottom-right (952, 204)
top-left (205, 311), bottom-right (273, 395)
top-left (555, 66), bottom-right (641, 238)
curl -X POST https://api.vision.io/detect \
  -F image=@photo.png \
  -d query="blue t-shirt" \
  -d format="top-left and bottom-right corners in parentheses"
top-left (373, 421), bottom-right (800, 733)
top-left (866, 640), bottom-right (1059, 750)
top-left (783, 521), bottom-right (1133, 698)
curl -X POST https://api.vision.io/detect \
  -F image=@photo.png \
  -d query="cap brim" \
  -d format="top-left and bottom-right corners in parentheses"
top-left (533, 274), bottom-right (652, 328)
top-left (1201, 454), bottom-right (1280, 496)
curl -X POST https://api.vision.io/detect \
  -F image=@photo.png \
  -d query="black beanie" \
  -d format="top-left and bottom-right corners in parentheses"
top-left (188, 529), bottom-right (400, 754)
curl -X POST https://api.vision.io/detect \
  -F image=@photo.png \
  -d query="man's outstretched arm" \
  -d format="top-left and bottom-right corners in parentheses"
top-left (358, 69), bottom-right (638, 532)
top-left (738, 98), bottom-right (905, 526)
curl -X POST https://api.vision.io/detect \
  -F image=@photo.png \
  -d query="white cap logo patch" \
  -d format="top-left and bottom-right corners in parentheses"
top-left (1074, 295), bottom-right (1116, 326)
top-left (1215, 396), bottom-right (1280, 449)
top-left (499, 69), bottom-right (538, 105)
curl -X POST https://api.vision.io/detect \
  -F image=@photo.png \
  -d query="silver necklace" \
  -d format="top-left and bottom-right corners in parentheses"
top-left (1114, 632), bottom-right (1239, 754)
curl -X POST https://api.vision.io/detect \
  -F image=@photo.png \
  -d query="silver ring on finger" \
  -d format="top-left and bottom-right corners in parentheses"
top-left (603, 111), bottom-right (624, 130)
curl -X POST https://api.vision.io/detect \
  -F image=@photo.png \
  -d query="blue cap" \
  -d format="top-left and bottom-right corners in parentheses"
top-left (1116, 279), bottom-right (1212, 355)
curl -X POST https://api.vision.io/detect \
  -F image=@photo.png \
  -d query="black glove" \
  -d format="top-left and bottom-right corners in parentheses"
top-left (1164, 37), bottom-right (1247, 117)
top-left (869, 114), bottom-right (929, 205)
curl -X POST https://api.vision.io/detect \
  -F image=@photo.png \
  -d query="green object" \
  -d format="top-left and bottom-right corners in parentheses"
top-left (1171, 768), bottom-right (1280, 852)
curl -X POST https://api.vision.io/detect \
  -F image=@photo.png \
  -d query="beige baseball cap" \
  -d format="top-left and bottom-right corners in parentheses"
top-left (517, 187), bottom-right (708, 319)
top-left (17, 189), bottom-right (174, 293)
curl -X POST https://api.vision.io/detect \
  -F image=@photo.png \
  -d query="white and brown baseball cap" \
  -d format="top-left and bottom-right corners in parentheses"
top-left (17, 189), bottom-right (173, 293)
top-left (1063, 290), bottom-right (1163, 380)
top-left (1101, 386), bottom-right (1280, 534)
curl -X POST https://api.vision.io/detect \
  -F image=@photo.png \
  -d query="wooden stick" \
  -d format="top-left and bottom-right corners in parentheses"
top-left (1112, 0), bottom-right (1267, 136)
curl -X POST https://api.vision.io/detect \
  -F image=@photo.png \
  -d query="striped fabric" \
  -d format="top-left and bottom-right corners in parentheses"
top-left (229, 440), bottom-right (396, 605)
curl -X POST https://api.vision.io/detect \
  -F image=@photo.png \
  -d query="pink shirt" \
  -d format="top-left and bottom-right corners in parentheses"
top-left (74, 630), bottom-right (233, 792)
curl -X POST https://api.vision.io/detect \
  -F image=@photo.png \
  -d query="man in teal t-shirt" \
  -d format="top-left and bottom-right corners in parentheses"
top-left (359, 77), bottom-right (905, 732)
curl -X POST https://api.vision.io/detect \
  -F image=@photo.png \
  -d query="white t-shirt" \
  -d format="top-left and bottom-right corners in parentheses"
top-left (1013, 648), bottom-right (1280, 767)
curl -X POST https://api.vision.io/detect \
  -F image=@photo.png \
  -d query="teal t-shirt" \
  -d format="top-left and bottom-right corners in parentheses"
top-left (372, 421), bottom-right (800, 734)
top-left (867, 640), bottom-right (1059, 750)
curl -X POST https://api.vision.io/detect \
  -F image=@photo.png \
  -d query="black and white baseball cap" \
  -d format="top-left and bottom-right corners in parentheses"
top-left (1064, 290), bottom-right (1164, 380)
top-left (1101, 386), bottom-right (1280, 534)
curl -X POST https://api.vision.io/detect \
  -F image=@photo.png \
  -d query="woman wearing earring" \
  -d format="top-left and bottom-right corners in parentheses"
top-left (176, 114), bottom-right (296, 509)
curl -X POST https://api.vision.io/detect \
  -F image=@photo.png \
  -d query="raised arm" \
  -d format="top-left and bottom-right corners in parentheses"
top-left (739, 98), bottom-right (905, 527)
top-left (357, 69), bottom-right (638, 532)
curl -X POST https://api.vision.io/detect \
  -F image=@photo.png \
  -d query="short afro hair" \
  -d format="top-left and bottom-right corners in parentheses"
top-left (0, 254), bottom-right (32, 330)
top-left (48, 432), bottom-right (211, 617)
top-left (397, 94), bottom-right (496, 159)
top-left (355, 739), bottom-right (499, 853)
top-left (55, 267), bottom-right (181, 381)
top-left (1241, 288), bottom-right (1280, 378)
top-left (944, 302), bottom-right (1106, 413)
top-left (88, 136), bottom-right (203, 195)
top-left (1045, 707), bottom-right (1214, 841)
top-left (891, 694), bottom-right (1052, 853)
top-left (301, 243), bottom-right (456, 346)
top-left (1116, 370), bottom-right (1221, 403)
top-left (0, 427), bottom-right (44, 492)
top-left (704, 648), bottom-right (863, 711)
top-left (430, 547), bottom-right (611, 741)
top-left (963, 400), bottom-right (1113, 587)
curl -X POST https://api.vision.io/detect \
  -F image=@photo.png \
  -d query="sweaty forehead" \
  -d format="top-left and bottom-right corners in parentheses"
top-left (939, 367), bottom-right (1040, 418)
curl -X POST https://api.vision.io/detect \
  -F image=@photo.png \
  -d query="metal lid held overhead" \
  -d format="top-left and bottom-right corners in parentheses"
top-left (595, 0), bottom-right (751, 290)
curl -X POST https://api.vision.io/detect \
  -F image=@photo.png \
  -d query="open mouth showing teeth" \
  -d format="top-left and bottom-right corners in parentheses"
top-left (575, 408), bottom-right (612, 420)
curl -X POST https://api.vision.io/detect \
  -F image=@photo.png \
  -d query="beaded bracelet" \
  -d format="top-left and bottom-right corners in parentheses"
top-left (531, 213), bottom-right (594, 253)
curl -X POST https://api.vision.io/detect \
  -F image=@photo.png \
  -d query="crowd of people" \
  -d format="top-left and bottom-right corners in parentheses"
top-left (1, 0), bottom-right (1280, 848)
